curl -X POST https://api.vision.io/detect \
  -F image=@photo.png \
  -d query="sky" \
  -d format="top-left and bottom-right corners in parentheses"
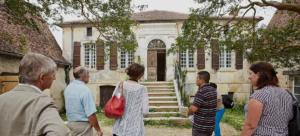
top-left (51, 0), bottom-right (281, 47)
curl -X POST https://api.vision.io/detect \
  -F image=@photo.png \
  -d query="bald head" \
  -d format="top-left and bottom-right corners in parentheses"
top-left (73, 66), bottom-right (89, 83)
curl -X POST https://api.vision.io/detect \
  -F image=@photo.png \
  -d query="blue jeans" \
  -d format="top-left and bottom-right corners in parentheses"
top-left (214, 108), bottom-right (225, 136)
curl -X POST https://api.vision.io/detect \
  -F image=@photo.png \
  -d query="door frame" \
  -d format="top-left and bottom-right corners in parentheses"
top-left (147, 39), bottom-right (166, 81)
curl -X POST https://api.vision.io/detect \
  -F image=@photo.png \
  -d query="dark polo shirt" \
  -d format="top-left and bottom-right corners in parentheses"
top-left (192, 84), bottom-right (217, 135)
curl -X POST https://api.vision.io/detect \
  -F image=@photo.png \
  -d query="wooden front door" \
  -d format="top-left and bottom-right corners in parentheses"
top-left (0, 75), bottom-right (19, 94)
top-left (99, 85), bottom-right (115, 108)
top-left (147, 50), bottom-right (157, 81)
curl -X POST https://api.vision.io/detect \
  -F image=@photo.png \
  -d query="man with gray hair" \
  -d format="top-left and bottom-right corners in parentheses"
top-left (64, 66), bottom-right (103, 136)
top-left (0, 53), bottom-right (70, 136)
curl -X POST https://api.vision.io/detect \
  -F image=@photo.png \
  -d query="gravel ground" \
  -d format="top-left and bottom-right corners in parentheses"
top-left (98, 123), bottom-right (239, 136)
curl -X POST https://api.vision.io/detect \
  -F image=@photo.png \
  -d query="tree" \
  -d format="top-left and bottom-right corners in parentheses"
top-left (2, 0), bottom-right (138, 51)
top-left (173, 0), bottom-right (300, 70)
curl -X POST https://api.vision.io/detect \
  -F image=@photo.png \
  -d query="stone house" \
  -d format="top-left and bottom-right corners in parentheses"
top-left (0, 4), bottom-right (70, 111)
top-left (267, 0), bottom-right (300, 100)
top-left (59, 10), bottom-right (265, 108)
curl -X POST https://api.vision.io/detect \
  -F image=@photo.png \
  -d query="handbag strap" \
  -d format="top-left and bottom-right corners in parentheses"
top-left (286, 89), bottom-right (298, 102)
top-left (119, 81), bottom-right (124, 96)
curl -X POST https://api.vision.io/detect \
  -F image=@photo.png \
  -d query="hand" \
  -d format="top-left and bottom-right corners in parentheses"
top-left (97, 130), bottom-right (103, 136)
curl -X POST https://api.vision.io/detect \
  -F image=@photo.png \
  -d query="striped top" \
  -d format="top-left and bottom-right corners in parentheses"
top-left (192, 84), bottom-right (217, 134)
top-left (249, 86), bottom-right (294, 136)
top-left (112, 81), bottom-right (149, 136)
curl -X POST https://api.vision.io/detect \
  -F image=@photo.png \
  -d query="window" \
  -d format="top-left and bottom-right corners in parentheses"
top-left (180, 50), bottom-right (194, 68)
top-left (294, 76), bottom-right (300, 100)
top-left (87, 27), bottom-right (92, 36)
top-left (120, 49), bottom-right (134, 68)
top-left (219, 46), bottom-right (232, 68)
top-left (84, 43), bottom-right (96, 69)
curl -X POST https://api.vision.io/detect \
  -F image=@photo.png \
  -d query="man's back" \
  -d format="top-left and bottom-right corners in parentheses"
top-left (0, 84), bottom-right (69, 136)
top-left (193, 84), bottom-right (217, 134)
top-left (64, 80), bottom-right (96, 122)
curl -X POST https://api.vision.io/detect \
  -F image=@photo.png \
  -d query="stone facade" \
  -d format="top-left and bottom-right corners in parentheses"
top-left (59, 10), bottom-right (295, 106)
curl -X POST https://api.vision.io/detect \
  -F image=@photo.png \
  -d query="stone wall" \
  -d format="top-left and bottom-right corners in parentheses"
top-left (0, 56), bottom-right (19, 74)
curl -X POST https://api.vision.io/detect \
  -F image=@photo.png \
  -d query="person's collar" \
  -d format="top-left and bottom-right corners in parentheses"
top-left (19, 83), bottom-right (43, 93)
top-left (73, 79), bottom-right (85, 84)
top-left (200, 83), bottom-right (210, 88)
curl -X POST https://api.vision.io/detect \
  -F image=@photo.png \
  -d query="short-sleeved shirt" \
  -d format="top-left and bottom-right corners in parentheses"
top-left (248, 86), bottom-right (293, 135)
top-left (192, 84), bottom-right (217, 135)
top-left (64, 80), bottom-right (97, 122)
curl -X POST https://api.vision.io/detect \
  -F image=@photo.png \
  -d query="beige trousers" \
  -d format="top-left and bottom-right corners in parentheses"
top-left (67, 122), bottom-right (92, 136)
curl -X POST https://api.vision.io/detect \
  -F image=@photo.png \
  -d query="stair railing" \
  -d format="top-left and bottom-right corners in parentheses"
top-left (174, 62), bottom-right (189, 110)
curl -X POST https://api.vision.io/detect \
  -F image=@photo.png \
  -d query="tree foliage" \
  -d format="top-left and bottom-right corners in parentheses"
top-left (3, 0), bottom-right (137, 51)
top-left (173, 0), bottom-right (300, 69)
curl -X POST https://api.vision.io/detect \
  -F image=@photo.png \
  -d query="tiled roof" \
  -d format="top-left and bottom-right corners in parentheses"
top-left (132, 10), bottom-right (188, 21)
top-left (268, 0), bottom-right (300, 28)
top-left (0, 5), bottom-right (70, 66)
top-left (58, 10), bottom-right (263, 27)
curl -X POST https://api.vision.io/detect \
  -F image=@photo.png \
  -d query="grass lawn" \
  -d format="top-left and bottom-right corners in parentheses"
top-left (60, 103), bottom-right (246, 131)
top-left (221, 102), bottom-right (246, 131)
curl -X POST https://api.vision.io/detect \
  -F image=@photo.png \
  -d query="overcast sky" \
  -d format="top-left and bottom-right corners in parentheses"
top-left (51, 0), bottom-right (281, 47)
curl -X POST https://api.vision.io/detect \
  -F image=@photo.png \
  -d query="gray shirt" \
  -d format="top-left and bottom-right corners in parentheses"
top-left (112, 81), bottom-right (149, 136)
top-left (0, 84), bottom-right (70, 136)
top-left (249, 86), bottom-right (293, 136)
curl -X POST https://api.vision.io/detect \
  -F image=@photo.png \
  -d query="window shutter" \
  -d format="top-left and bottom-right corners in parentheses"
top-left (197, 47), bottom-right (205, 69)
top-left (235, 50), bottom-right (243, 70)
top-left (96, 40), bottom-right (105, 70)
top-left (211, 39), bottom-right (220, 70)
top-left (110, 43), bottom-right (118, 70)
top-left (73, 42), bottom-right (81, 67)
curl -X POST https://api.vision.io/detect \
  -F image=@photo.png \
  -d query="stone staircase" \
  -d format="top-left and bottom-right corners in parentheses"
top-left (141, 81), bottom-right (189, 125)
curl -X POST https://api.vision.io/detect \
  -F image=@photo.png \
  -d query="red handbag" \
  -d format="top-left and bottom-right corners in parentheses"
top-left (104, 82), bottom-right (125, 118)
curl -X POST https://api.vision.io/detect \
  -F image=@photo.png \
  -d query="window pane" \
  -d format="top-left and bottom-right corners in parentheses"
top-left (87, 27), bottom-right (92, 36)
top-left (121, 50), bottom-right (126, 68)
top-left (226, 50), bottom-right (231, 67)
top-left (295, 77), bottom-right (300, 85)
top-left (295, 77), bottom-right (300, 95)
top-left (84, 43), bottom-right (96, 69)
top-left (180, 51), bottom-right (186, 68)
top-left (188, 50), bottom-right (194, 68)
top-left (84, 45), bottom-right (90, 67)
top-left (220, 50), bottom-right (225, 68)
top-left (91, 44), bottom-right (96, 69)
top-left (128, 51), bottom-right (134, 66)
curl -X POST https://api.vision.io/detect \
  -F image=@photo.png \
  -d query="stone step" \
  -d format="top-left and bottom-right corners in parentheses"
top-left (148, 92), bottom-right (176, 97)
top-left (141, 82), bottom-right (173, 86)
top-left (149, 101), bottom-right (178, 106)
top-left (145, 112), bottom-right (181, 118)
top-left (149, 96), bottom-right (177, 101)
top-left (144, 86), bottom-right (174, 88)
top-left (148, 89), bottom-right (175, 92)
top-left (149, 106), bottom-right (179, 112)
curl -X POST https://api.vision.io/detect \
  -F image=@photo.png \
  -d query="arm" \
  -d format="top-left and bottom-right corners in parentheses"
top-left (240, 99), bottom-right (263, 136)
top-left (82, 89), bottom-right (102, 136)
top-left (188, 105), bottom-right (199, 115)
top-left (88, 113), bottom-right (102, 136)
top-left (36, 99), bottom-right (70, 136)
top-left (142, 86), bottom-right (149, 115)
top-left (188, 90), bottom-right (204, 116)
